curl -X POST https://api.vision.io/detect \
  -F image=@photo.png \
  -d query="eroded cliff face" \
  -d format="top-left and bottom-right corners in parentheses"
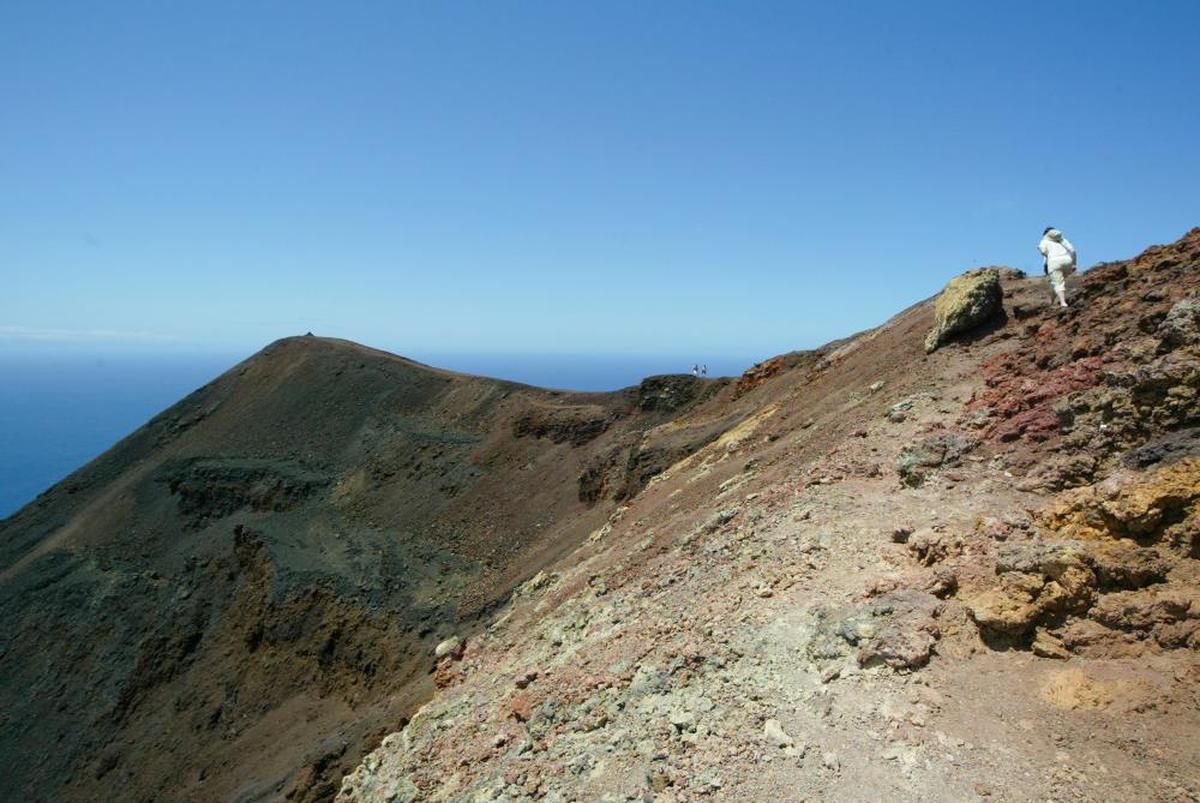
top-left (338, 229), bottom-right (1200, 803)
top-left (0, 338), bottom-right (746, 802)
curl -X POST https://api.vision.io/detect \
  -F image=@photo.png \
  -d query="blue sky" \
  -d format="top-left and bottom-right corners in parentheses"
top-left (3, 1), bottom-right (1198, 364)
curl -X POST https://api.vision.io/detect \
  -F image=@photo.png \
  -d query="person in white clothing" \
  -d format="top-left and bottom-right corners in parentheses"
top-left (1038, 227), bottom-right (1076, 308)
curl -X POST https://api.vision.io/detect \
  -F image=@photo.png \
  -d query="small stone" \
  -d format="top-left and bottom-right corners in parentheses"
top-left (870, 381), bottom-right (886, 393)
top-left (783, 743), bottom-right (807, 759)
top-left (509, 693), bottom-right (533, 722)
top-left (716, 506), bottom-right (740, 525)
top-left (669, 708), bottom-right (697, 733)
top-left (820, 665), bottom-right (842, 684)
top-left (763, 719), bottom-right (793, 748)
top-left (924, 567), bottom-right (958, 598)
top-left (434, 636), bottom-right (463, 659)
top-left (822, 751), bottom-right (840, 771)
top-left (1031, 629), bottom-right (1071, 660)
top-left (647, 768), bottom-right (671, 792)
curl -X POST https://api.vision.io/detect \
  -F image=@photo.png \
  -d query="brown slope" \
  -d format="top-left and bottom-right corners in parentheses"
top-left (338, 229), bottom-right (1200, 803)
top-left (0, 335), bottom-right (749, 802)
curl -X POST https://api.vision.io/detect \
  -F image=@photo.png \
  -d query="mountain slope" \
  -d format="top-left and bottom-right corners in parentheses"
top-left (4, 228), bottom-right (1197, 803)
top-left (0, 336), bottom-right (751, 802)
top-left (338, 229), bottom-right (1200, 802)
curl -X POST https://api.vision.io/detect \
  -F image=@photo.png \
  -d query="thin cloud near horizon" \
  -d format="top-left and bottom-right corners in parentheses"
top-left (0, 325), bottom-right (180, 342)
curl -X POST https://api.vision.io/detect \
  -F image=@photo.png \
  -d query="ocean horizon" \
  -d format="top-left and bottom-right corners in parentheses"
top-left (0, 349), bottom-right (759, 518)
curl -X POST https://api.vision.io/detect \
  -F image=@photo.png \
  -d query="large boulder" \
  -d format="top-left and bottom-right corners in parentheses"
top-left (924, 268), bottom-right (1003, 353)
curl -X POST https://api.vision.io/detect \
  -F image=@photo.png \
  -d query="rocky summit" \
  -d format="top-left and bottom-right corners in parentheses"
top-left (3, 229), bottom-right (1199, 803)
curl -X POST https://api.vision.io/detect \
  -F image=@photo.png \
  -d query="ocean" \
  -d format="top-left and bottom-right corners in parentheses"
top-left (0, 351), bottom-right (756, 518)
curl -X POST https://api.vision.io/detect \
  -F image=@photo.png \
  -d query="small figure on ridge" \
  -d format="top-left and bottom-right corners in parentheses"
top-left (1038, 226), bottom-right (1076, 308)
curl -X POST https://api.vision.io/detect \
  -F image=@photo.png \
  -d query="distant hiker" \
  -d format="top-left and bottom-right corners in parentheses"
top-left (1038, 226), bottom-right (1076, 308)
top-left (701, 364), bottom-right (708, 377)
top-left (692, 364), bottom-right (700, 377)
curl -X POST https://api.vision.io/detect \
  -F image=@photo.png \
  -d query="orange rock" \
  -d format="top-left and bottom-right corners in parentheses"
top-left (1038, 459), bottom-right (1200, 542)
top-left (509, 692), bottom-right (533, 722)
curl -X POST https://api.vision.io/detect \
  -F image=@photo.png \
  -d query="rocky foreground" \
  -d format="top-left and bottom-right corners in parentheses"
top-left (338, 230), bottom-right (1200, 802)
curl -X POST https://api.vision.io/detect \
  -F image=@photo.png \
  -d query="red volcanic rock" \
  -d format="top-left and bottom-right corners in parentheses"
top-left (981, 357), bottom-right (1104, 442)
top-left (970, 228), bottom-right (1200, 446)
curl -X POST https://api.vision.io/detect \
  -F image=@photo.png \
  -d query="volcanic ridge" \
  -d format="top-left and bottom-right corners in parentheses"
top-left (2, 228), bottom-right (1199, 803)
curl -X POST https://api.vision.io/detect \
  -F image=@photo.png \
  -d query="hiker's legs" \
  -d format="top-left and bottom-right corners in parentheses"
top-left (1048, 268), bottom-right (1068, 307)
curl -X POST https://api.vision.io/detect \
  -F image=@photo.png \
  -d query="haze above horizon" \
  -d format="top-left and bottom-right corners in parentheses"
top-left (3, 1), bottom-right (1198, 360)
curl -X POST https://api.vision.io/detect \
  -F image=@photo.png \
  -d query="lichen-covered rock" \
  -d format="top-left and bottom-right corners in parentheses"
top-left (923, 268), bottom-right (1003, 353)
top-left (896, 432), bottom-right (977, 486)
top-left (1157, 298), bottom-right (1200, 349)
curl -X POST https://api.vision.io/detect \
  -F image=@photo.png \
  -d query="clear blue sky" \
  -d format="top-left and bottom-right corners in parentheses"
top-left (3, 1), bottom-right (1198, 364)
